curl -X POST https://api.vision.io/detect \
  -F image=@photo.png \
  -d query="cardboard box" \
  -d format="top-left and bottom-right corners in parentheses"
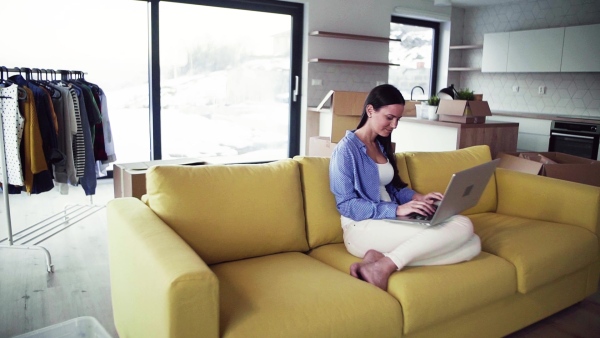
top-left (497, 152), bottom-right (600, 187)
top-left (402, 100), bottom-right (420, 117)
top-left (309, 136), bottom-right (337, 157)
top-left (317, 90), bottom-right (368, 143)
top-left (113, 158), bottom-right (207, 199)
top-left (437, 100), bottom-right (492, 124)
top-left (308, 136), bottom-right (396, 158)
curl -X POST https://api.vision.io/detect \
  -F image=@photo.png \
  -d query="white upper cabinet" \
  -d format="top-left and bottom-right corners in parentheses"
top-left (507, 27), bottom-right (565, 72)
top-left (561, 24), bottom-right (600, 72)
top-left (482, 32), bottom-right (509, 72)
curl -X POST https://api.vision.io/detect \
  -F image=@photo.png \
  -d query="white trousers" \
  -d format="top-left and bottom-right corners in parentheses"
top-left (342, 215), bottom-right (481, 270)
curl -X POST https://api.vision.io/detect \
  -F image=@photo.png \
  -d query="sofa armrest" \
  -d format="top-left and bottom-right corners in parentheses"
top-left (107, 198), bottom-right (219, 338)
top-left (495, 168), bottom-right (600, 236)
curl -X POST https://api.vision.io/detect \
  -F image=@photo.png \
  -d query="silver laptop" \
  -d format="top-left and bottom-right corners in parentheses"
top-left (386, 159), bottom-right (500, 226)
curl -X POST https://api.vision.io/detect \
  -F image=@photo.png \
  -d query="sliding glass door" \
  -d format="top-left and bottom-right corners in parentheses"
top-left (156, 0), bottom-right (303, 163)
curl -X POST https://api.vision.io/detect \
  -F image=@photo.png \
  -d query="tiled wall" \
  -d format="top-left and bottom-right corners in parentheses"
top-left (457, 0), bottom-right (600, 117)
top-left (307, 63), bottom-right (388, 107)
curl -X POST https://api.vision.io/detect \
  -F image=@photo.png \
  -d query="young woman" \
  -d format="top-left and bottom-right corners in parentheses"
top-left (329, 84), bottom-right (481, 291)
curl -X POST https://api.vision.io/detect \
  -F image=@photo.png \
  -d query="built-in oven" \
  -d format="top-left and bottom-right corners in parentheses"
top-left (549, 120), bottom-right (600, 160)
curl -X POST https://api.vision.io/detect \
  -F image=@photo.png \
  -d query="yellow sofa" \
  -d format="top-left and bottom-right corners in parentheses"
top-left (107, 145), bottom-right (600, 338)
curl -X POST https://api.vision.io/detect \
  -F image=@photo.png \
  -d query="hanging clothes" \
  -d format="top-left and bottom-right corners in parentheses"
top-left (1, 67), bottom-right (116, 197)
top-left (50, 84), bottom-right (77, 194)
top-left (19, 86), bottom-right (48, 194)
top-left (70, 85), bottom-right (97, 196)
top-left (0, 83), bottom-right (25, 186)
top-left (99, 89), bottom-right (116, 163)
top-left (10, 74), bottom-right (59, 194)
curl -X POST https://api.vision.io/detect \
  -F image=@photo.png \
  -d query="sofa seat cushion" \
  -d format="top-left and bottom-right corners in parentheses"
top-left (309, 244), bottom-right (516, 335)
top-left (470, 212), bottom-right (599, 294)
top-left (144, 160), bottom-right (309, 265)
top-left (212, 252), bottom-right (402, 338)
top-left (404, 145), bottom-right (496, 215)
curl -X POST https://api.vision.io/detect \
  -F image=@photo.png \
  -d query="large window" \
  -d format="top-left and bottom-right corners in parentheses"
top-left (389, 16), bottom-right (440, 101)
top-left (158, 1), bottom-right (301, 163)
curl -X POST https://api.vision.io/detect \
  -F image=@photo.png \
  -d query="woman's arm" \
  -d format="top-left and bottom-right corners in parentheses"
top-left (329, 144), bottom-right (397, 221)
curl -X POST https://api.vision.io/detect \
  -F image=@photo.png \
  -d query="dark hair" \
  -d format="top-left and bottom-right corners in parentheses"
top-left (357, 84), bottom-right (407, 189)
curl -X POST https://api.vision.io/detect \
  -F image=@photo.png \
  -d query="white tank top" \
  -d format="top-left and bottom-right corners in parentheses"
top-left (377, 160), bottom-right (393, 202)
top-left (341, 160), bottom-right (394, 227)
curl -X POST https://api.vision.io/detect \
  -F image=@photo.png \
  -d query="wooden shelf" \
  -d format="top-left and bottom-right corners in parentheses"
top-left (448, 67), bottom-right (481, 71)
top-left (309, 58), bottom-right (400, 67)
top-left (449, 44), bottom-right (483, 50)
top-left (309, 31), bottom-right (401, 43)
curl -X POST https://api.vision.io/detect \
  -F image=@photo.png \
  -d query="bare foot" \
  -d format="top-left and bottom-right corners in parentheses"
top-left (350, 262), bottom-right (361, 278)
top-left (357, 257), bottom-right (397, 291)
top-left (350, 250), bottom-right (385, 279)
top-left (363, 249), bottom-right (384, 264)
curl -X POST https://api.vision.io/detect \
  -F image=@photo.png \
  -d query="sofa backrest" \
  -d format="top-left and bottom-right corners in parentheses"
top-left (144, 159), bottom-right (310, 265)
top-left (294, 156), bottom-right (342, 249)
top-left (403, 145), bottom-right (497, 215)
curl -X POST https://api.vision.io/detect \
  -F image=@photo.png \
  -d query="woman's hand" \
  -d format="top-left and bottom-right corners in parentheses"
top-left (395, 192), bottom-right (444, 217)
top-left (413, 192), bottom-right (443, 204)
top-left (396, 200), bottom-right (438, 217)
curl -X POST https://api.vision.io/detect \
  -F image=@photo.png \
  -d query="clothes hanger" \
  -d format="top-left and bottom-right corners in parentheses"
top-left (30, 68), bottom-right (60, 99)
top-left (0, 66), bottom-right (27, 100)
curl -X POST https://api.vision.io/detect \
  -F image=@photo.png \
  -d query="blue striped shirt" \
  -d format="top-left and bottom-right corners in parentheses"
top-left (329, 130), bottom-right (415, 221)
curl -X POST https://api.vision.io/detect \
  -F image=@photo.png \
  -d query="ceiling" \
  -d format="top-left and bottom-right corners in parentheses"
top-left (447, 0), bottom-right (521, 8)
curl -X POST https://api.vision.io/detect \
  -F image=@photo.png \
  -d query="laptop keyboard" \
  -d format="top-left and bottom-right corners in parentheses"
top-left (409, 205), bottom-right (438, 221)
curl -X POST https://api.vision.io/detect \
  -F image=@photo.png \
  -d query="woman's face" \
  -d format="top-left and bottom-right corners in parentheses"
top-left (367, 104), bottom-right (404, 137)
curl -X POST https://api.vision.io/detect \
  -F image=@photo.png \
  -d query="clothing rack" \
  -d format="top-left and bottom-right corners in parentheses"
top-left (0, 67), bottom-right (103, 273)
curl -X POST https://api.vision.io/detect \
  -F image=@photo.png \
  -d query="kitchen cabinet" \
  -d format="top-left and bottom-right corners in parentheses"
top-left (309, 31), bottom-right (401, 67)
top-left (448, 45), bottom-right (482, 72)
top-left (486, 115), bottom-right (551, 152)
top-left (482, 25), bottom-right (600, 73)
top-left (390, 118), bottom-right (518, 159)
top-left (561, 23), bottom-right (600, 72)
top-left (507, 27), bottom-right (565, 72)
top-left (481, 32), bottom-right (509, 72)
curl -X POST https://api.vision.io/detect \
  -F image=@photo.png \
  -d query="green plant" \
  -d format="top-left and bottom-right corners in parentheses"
top-left (456, 88), bottom-right (475, 101)
top-left (427, 95), bottom-right (440, 106)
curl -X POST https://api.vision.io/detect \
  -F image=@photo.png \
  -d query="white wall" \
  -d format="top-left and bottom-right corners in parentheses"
top-left (457, 0), bottom-right (600, 118)
top-left (290, 0), bottom-right (453, 154)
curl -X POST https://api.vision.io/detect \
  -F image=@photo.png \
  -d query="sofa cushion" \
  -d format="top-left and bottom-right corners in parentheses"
top-left (471, 212), bottom-right (599, 294)
top-left (309, 244), bottom-right (517, 335)
top-left (144, 160), bottom-right (309, 265)
top-left (212, 252), bottom-right (402, 338)
top-left (394, 152), bottom-right (413, 189)
top-left (294, 156), bottom-right (343, 248)
top-left (404, 145), bottom-right (496, 215)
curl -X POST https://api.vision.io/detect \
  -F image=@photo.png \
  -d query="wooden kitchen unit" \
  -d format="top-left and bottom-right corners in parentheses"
top-left (391, 118), bottom-right (519, 159)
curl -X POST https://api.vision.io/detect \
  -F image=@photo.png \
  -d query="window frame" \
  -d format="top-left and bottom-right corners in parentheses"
top-left (147, 0), bottom-right (303, 161)
top-left (390, 15), bottom-right (440, 97)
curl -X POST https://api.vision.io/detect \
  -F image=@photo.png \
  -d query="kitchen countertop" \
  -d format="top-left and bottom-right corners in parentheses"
top-left (310, 106), bottom-right (600, 124)
top-left (398, 117), bottom-right (518, 128)
top-left (491, 110), bottom-right (600, 124)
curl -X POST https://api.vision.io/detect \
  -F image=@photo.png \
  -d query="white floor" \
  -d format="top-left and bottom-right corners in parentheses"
top-left (0, 178), bottom-right (118, 338)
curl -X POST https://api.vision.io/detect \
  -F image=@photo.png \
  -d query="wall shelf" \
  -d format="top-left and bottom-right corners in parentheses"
top-left (309, 31), bottom-right (401, 43)
top-left (309, 31), bottom-right (401, 67)
top-left (309, 58), bottom-right (400, 67)
top-left (449, 45), bottom-right (483, 72)
top-left (448, 67), bottom-right (481, 71)
top-left (449, 44), bottom-right (483, 50)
